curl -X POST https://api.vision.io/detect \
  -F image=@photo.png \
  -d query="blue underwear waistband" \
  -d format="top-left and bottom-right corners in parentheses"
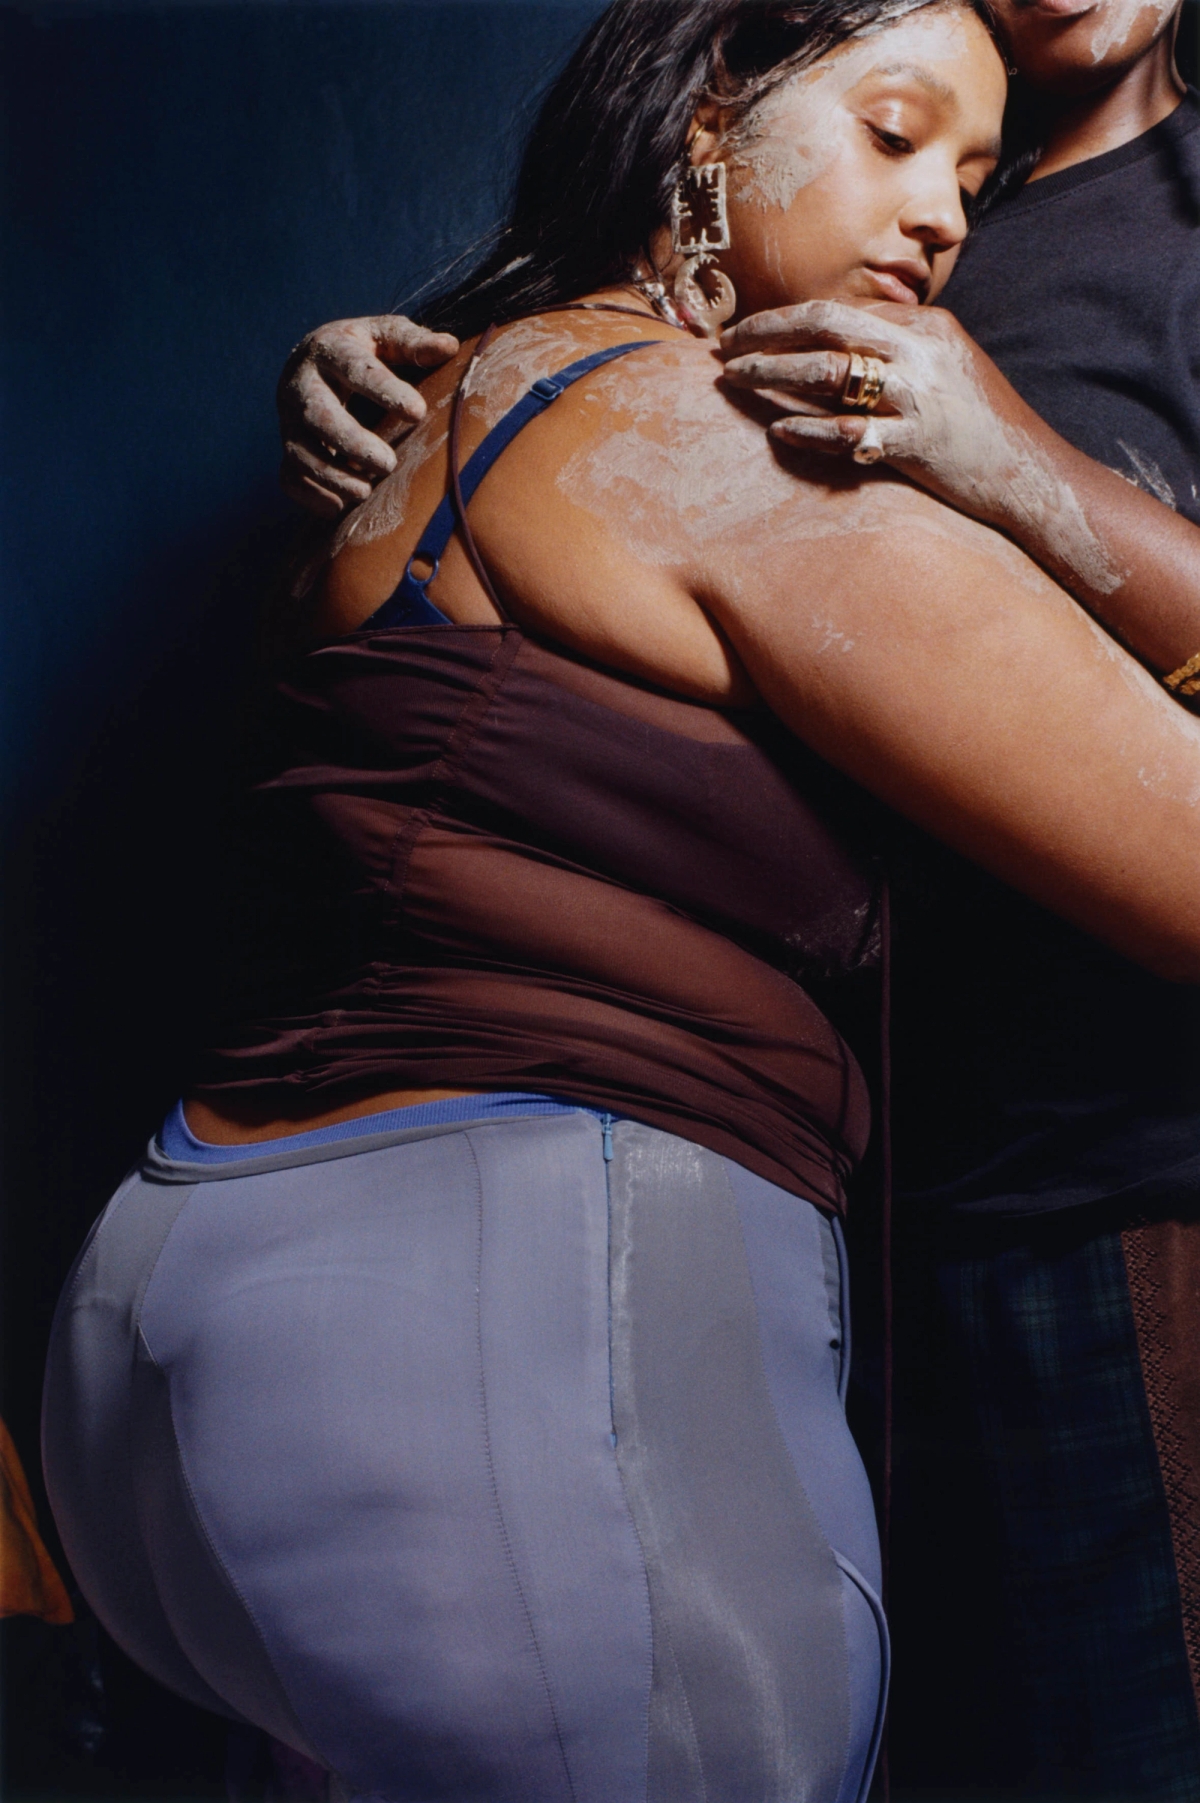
top-left (159, 1093), bottom-right (616, 1166)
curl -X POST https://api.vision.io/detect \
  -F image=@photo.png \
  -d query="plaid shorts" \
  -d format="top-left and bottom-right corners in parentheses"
top-left (939, 1206), bottom-right (1200, 1800)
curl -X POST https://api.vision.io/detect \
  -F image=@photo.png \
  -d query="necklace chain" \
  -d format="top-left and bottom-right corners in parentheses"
top-left (627, 276), bottom-right (688, 331)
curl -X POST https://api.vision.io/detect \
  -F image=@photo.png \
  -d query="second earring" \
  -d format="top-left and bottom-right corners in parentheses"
top-left (671, 162), bottom-right (737, 336)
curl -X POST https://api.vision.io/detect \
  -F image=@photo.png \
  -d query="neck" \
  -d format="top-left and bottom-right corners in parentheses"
top-left (1028, 26), bottom-right (1186, 178)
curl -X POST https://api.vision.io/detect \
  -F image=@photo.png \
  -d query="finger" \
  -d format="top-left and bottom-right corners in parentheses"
top-left (310, 344), bottom-right (432, 425)
top-left (723, 350), bottom-right (850, 398)
top-left (283, 439), bottom-right (375, 506)
top-left (770, 413), bottom-right (867, 454)
top-left (368, 314), bottom-right (460, 369)
top-left (721, 299), bottom-right (903, 361)
top-left (280, 466), bottom-right (348, 520)
top-left (769, 412), bottom-right (907, 463)
top-left (289, 365), bottom-right (399, 476)
top-left (375, 403), bottom-right (435, 447)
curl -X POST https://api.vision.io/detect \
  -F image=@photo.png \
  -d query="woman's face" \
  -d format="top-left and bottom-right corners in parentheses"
top-left (704, 5), bottom-right (1007, 317)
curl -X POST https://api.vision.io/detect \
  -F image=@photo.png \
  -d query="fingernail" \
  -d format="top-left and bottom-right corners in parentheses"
top-left (852, 422), bottom-right (885, 465)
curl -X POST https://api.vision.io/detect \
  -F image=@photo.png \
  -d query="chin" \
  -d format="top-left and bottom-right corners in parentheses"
top-left (1011, 27), bottom-right (1135, 91)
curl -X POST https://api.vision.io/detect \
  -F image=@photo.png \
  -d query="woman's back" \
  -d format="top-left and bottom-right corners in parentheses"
top-left (197, 315), bottom-right (892, 1207)
top-left (312, 305), bottom-right (1200, 982)
top-left (313, 313), bottom-right (773, 703)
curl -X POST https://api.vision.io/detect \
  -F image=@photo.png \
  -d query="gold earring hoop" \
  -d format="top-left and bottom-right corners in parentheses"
top-left (670, 162), bottom-right (737, 338)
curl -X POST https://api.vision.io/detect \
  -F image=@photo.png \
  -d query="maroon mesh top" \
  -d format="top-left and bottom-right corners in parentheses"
top-left (196, 624), bottom-right (882, 1214)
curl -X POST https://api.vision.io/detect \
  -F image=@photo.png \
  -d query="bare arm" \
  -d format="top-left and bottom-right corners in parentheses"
top-left (706, 500), bottom-right (1200, 980)
top-left (322, 317), bottom-right (1200, 981)
top-left (722, 300), bottom-right (1200, 681)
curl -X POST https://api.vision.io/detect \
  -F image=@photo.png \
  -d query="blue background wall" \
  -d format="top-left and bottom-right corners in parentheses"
top-left (0, 5), bottom-right (604, 1790)
top-left (1, 0), bottom-right (601, 1395)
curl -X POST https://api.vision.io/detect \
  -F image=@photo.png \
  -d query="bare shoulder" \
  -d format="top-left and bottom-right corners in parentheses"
top-left (555, 330), bottom-right (1056, 609)
top-left (316, 314), bottom-right (690, 632)
top-left (312, 308), bottom-right (1065, 708)
top-left (333, 317), bottom-right (606, 551)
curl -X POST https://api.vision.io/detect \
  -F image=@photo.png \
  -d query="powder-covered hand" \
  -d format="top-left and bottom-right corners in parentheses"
top-left (721, 298), bottom-right (1125, 600)
top-left (721, 298), bottom-right (1026, 508)
top-left (278, 316), bottom-right (459, 519)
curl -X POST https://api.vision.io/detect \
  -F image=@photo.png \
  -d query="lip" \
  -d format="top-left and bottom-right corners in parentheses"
top-left (1014, 0), bottom-right (1096, 16)
top-left (863, 263), bottom-right (928, 305)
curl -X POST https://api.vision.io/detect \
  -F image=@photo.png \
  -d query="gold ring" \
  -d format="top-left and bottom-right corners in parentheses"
top-left (1164, 649), bottom-right (1200, 697)
top-left (842, 352), bottom-right (886, 413)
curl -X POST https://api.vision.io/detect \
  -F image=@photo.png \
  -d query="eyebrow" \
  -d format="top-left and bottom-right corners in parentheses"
top-left (873, 60), bottom-right (958, 102)
top-left (871, 60), bottom-right (1002, 158)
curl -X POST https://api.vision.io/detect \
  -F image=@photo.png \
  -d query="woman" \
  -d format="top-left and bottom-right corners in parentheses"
top-left (42, 4), bottom-right (1200, 1802)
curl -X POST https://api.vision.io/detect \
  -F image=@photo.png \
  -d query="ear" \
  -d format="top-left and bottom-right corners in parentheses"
top-left (685, 97), bottom-right (734, 166)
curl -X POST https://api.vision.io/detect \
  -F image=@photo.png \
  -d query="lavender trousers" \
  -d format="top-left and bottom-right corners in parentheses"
top-left (43, 1108), bottom-right (886, 1803)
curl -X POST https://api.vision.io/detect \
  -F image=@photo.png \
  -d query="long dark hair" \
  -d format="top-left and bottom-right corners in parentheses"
top-left (418, 0), bottom-right (1001, 339)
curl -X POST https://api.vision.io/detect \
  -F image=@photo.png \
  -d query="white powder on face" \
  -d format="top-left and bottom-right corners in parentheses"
top-left (727, 4), bottom-right (978, 214)
top-left (1087, 0), bottom-right (1176, 61)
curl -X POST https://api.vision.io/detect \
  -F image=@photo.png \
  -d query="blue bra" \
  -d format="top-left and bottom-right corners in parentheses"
top-left (363, 338), bottom-right (655, 631)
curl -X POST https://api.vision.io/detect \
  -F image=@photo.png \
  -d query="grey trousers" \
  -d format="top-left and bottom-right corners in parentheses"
top-left (43, 1111), bottom-right (886, 1803)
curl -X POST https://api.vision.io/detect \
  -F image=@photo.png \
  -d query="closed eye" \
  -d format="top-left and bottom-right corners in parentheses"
top-left (870, 124), bottom-right (914, 155)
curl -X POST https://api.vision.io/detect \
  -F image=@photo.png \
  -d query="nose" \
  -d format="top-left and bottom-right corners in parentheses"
top-left (898, 157), bottom-right (970, 255)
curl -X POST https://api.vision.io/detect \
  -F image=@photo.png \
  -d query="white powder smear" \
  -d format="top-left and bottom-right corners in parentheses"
top-left (728, 5), bottom-right (978, 214)
top-left (555, 339), bottom-right (1056, 618)
top-left (1116, 441), bottom-right (1177, 509)
top-left (1088, 0), bottom-right (1176, 61)
top-left (339, 317), bottom-right (607, 551)
top-left (876, 327), bottom-right (1125, 595)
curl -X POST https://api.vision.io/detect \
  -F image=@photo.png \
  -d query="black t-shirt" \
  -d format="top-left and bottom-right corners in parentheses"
top-left (892, 92), bottom-right (1200, 1215)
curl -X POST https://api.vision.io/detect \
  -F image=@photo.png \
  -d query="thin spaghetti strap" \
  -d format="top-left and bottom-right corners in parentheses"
top-left (362, 319), bottom-right (664, 633)
top-left (446, 310), bottom-right (670, 625)
top-left (448, 324), bottom-right (510, 621)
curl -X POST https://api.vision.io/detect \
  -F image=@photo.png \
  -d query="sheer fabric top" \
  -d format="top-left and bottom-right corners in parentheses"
top-left (196, 618), bottom-right (882, 1213)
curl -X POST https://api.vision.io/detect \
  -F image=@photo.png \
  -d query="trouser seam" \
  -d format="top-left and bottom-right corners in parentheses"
top-left (464, 1129), bottom-right (579, 1803)
top-left (133, 1327), bottom-right (326, 1766)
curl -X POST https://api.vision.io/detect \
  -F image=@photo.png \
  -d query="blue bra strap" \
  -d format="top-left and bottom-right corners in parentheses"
top-left (364, 339), bottom-right (655, 630)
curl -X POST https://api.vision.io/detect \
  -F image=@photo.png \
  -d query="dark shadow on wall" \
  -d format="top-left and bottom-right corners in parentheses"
top-left (0, 4), bottom-right (600, 1793)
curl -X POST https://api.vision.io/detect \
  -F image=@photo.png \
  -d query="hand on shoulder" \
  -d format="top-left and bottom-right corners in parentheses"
top-left (278, 315), bottom-right (459, 518)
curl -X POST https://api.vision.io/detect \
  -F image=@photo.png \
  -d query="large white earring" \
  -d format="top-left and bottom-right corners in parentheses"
top-left (670, 162), bottom-right (737, 337)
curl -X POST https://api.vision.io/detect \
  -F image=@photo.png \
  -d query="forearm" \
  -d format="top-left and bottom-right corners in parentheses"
top-left (706, 512), bottom-right (1200, 981)
top-left (963, 386), bottom-right (1200, 677)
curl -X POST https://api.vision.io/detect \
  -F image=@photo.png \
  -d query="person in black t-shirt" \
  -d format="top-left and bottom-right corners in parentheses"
top-left (717, 8), bottom-right (1200, 1795)
top-left (274, 8), bottom-right (1200, 1792)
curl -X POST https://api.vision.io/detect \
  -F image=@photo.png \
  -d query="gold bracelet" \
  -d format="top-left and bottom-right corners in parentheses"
top-left (1163, 650), bottom-right (1200, 697)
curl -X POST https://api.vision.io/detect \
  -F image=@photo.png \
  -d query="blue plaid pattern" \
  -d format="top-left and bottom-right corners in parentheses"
top-left (939, 1213), bottom-right (1200, 1800)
